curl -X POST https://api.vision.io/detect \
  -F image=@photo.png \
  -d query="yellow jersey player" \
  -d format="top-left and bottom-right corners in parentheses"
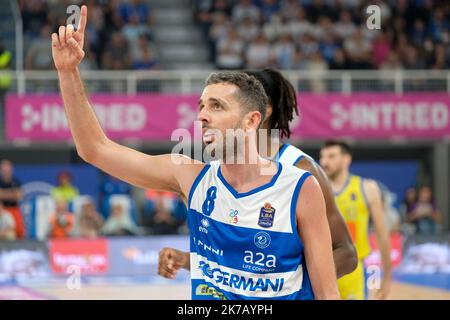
top-left (319, 140), bottom-right (392, 300)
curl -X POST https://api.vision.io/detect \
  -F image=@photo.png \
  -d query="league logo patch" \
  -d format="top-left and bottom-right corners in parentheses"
top-left (258, 202), bottom-right (276, 228)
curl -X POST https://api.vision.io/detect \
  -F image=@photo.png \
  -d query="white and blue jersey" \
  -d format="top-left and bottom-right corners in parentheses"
top-left (188, 160), bottom-right (314, 300)
top-left (275, 143), bottom-right (314, 167)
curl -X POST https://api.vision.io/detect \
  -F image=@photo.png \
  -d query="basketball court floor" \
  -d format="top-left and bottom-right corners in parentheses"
top-left (2, 274), bottom-right (450, 300)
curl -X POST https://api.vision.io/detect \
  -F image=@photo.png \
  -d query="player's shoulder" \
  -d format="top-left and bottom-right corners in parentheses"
top-left (281, 160), bottom-right (314, 184)
top-left (358, 176), bottom-right (382, 200)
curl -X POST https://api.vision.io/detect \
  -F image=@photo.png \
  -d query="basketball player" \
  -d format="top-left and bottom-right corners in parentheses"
top-left (159, 69), bottom-right (357, 280)
top-left (319, 140), bottom-right (392, 300)
top-left (51, 6), bottom-right (339, 299)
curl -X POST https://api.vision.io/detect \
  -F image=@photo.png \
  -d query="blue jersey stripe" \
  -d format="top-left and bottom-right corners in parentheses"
top-left (189, 209), bottom-right (302, 274)
top-left (290, 172), bottom-right (312, 253)
top-left (275, 143), bottom-right (290, 162)
top-left (217, 162), bottom-right (283, 198)
top-left (292, 155), bottom-right (304, 166)
top-left (188, 164), bottom-right (211, 207)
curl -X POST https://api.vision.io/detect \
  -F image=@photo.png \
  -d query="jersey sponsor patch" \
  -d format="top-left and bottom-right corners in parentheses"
top-left (258, 202), bottom-right (276, 228)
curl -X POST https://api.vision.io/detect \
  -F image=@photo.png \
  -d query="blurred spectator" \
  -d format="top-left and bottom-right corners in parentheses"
top-left (272, 34), bottom-right (296, 69)
top-left (306, 51), bottom-right (328, 93)
top-left (77, 201), bottom-right (104, 238)
top-left (343, 29), bottom-right (373, 69)
top-left (329, 48), bottom-right (350, 70)
top-left (119, 0), bottom-right (154, 26)
top-left (122, 13), bottom-right (152, 48)
top-left (131, 35), bottom-right (159, 70)
top-left (0, 201), bottom-right (16, 241)
top-left (380, 52), bottom-right (403, 70)
top-left (20, 0), bottom-right (48, 38)
top-left (310, 16), bottom-right (333, 41)
top-left (410, 19), bottom-right (427, 47)
top-left (232, 0), bottom-right (260, 24)
top-left (305, 0), bottom-right (334, 23)
top-left (428, 8), bottom-right (450, 43)
top-left (51, 171), bottom-right (79, 203)
top-left (146, 192), bottom-right (180, 235)
top-left (260, 0), bottom-right (280, 23)
top-left (292, 47), bottom-right (308, 70)
top-left (208, 12), bottom-right (231, 59)
top-left (406, 186), bottom-right (442, 236)
top-left (280, 0), bottom-right (302, 21)
top-left (215, 27), bottom-right (245, 69)
top-left (209, 12), bottom-right (231, 43)
top-left (319, 33), bottom-right (339, 64)
top-left (372, 31), bottom-right (392, 69)
top-left (430, 43), bottom-right (449, 70)
top-left (48, 199), bottom-right (74, 239)
top-left (403, 45), bottom-right (426, 69)
top-left (100, 175), bottom-right (131, 217)
top-left (288, 8), bottom-right (310, 39)
top-left (245, 33), bottom-right (272, 69)
top-left (264, 14), bottom-right (290, 42)
top-left (0, 160), bottom-right (25, 239)
top-left (102, 32), bottom-right (131, 70)
top-left (101, 203), bottom-right (138, 236)
top-left (298, 33), bottom-right (319, 58)
top-left (237, 17), bottom-right (260, 42)
top-left (400, 187), bottom-right (418, 224)
top-left (25, 24), bottom-right (53, 70)
top-left (333, 10), bottom-right (356, 41)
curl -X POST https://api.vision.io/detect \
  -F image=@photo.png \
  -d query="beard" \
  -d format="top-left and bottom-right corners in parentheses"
top-left (325, 166), bottom-right (343, 180)
top-left (203, 121), bottom-right (245, 163)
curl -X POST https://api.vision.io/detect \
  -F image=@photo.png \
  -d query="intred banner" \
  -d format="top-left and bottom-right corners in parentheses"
top-left (6, 93), bottom-right (450, 141)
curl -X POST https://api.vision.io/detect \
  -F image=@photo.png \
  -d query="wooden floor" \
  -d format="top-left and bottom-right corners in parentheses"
top-left (26, 282), bottom-right (450, 300)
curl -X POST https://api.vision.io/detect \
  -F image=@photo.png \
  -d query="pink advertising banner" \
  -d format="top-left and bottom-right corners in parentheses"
top-left (5, 93), bottom-right (450, 141)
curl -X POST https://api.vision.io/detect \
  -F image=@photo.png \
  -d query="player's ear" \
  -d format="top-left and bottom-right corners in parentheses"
top-left (245, 111), bottom-right (262, 132)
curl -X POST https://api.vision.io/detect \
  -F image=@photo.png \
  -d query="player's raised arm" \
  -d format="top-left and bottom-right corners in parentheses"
top-left (296, 175), bottom-right (340, 300)
top-left (51, 5), bottom-right (200, 197)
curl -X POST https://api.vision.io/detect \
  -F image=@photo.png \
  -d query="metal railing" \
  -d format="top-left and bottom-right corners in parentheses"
top-left (0, 69), bottom-right (449, 95)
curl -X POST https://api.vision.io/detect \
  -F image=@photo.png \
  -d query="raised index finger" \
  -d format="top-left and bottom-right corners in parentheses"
top-left (77, 5), bottom-right (87, 33)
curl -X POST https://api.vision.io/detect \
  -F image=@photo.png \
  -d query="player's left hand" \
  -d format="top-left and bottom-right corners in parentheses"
top-left (374, 277), bottom-right (392, 300)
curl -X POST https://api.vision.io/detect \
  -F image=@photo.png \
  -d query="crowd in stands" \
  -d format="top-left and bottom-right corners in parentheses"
top-left (1, 156), bottom-right (445, 241)
top-left (0, 158), bottom-right (188, 241)
top-left (19, 0), bottom-right (450, 73)
top-left (193, 0), bottom-right (450, 71)
top-left (399, 186), bottom-right (443, 236)
top-left (20, 0), bottom-right (159, 71)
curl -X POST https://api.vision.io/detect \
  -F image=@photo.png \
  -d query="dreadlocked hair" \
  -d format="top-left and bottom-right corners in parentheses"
top-left (243, 68), bottom-right (299, 139)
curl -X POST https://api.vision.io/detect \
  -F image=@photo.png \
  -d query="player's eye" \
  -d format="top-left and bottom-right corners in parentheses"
top-left (212, 103), bottom-right (222, 110)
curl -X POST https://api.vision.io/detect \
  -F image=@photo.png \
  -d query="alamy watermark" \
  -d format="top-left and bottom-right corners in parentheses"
top-left (66, 265), bottom-right (82, 290)
top-left (366, 5), bottom-right (381, 30)
top-left (170, 121), bottom-right (281, 175)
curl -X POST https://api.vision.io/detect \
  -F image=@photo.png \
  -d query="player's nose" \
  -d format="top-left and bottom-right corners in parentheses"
top-left (197, 108), bottom-right (210, 123)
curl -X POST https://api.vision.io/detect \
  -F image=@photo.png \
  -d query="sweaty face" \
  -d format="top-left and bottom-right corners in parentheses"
top-left (198, 83), bottom-right (247, 161)
top-left (319, 146), bottom-right (348, 179)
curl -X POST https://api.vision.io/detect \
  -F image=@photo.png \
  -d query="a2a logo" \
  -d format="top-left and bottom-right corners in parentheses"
top-left (243, 251), bottom-right (276, 268)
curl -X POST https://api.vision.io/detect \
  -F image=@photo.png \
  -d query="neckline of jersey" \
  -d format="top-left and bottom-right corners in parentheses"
top-left (217, 162), bottom-right (283, 198)
top-left (334, 174), bottom-right (353, 196)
